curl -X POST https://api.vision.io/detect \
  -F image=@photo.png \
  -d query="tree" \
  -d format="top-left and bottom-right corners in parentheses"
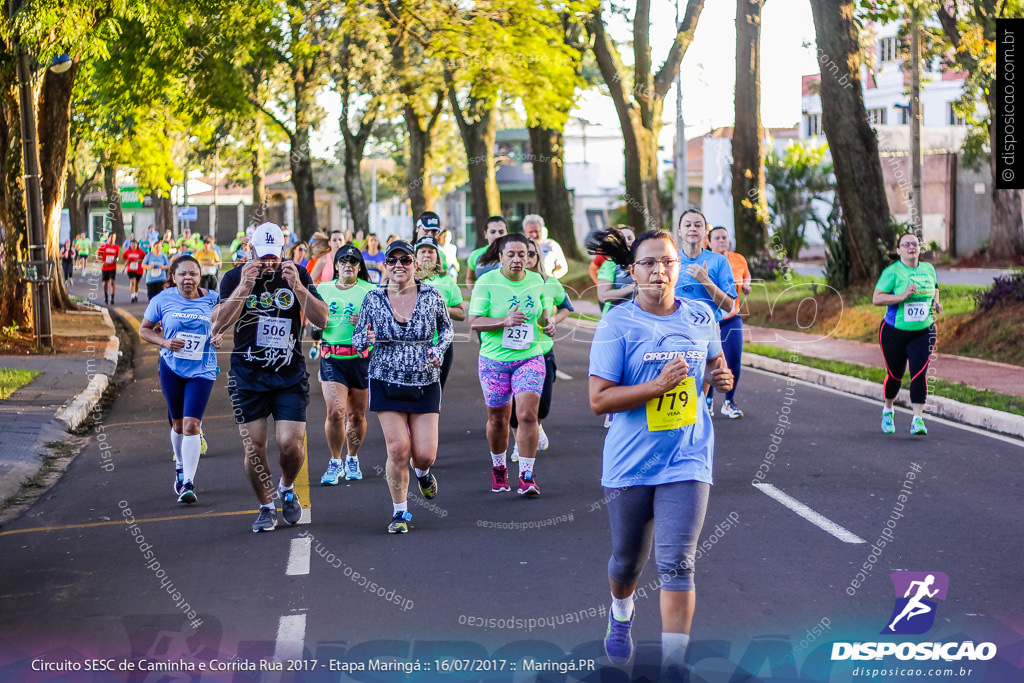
top-left (588, 0), bottom-right (704, 232)
top-left (765, 141), bottom-right (834, 259)
top-left (732, 0), bottom-right (769, 254)
top-left (809, 0), bottom-right (892, 284)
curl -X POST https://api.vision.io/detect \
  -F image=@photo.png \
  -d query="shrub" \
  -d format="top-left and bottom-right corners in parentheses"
top-left (974, 271), bottom-right (1024, 311)
top-left (748, 251), bottom-right (791, 281)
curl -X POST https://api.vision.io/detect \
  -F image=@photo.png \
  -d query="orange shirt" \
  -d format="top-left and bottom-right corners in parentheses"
top-left (723, 251), bottom-right (750, 319)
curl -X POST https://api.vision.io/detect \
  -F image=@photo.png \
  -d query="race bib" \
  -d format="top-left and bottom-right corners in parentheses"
top-left (105, 254), bottom-right (115, 264)
top-left (502, 323), bottom-right (534, 350)
top-left (903, 302), bottom-right (929, 322)
top-left (201, 266), bottom-right (218, 276)
top-left (256, 316), bottom-right (292, 349)
top-left (172, 332), bottom-right (206, 361)
top-left (646, 376), bottom-right (698, 431)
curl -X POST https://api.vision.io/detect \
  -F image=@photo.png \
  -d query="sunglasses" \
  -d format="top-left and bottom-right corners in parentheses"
top-left (338, 256), bottom-right (360, 264)
top-left (527, 251), bottom-right (538, 258)
top-left (385, 255), bottom-right (413, 266)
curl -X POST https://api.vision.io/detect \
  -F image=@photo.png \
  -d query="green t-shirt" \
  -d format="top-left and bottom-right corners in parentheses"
top-left (468, 247), bottom-right (487, 275)
top-left (539, 277), bottom-right (568, 355)
top-left (316, 279), bottom-right (376, 351)
top-left (75, 237), bottom-right (92, 255)
top-left (875, 260), bottom-right (938, 331)
top-left (597, 259), bottom-right (634, 315)
top-left (469, 269), bottom-right (549, 362)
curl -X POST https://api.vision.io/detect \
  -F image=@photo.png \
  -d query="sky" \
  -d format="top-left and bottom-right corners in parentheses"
top-left (311, 0), bottom-right (822, 157)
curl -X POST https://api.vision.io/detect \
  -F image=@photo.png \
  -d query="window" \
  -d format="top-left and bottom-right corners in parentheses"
top-left (878, 37), bottom-right (901, 63)
top-left (867, 108), bottom-right (887, 125)
top-left (948, 102), bottom-right (966, 125)
top-left (805, 113), bottom-right (823, 137)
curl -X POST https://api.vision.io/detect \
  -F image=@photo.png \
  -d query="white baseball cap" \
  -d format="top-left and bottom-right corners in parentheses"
top-left (251, 222), bottom-right (284, 258)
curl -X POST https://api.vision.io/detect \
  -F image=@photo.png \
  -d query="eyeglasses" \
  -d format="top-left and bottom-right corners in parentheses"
top-left (385, 255), bottom-right (413, 266)
top-left (634, 258), bottom-right (680, 269)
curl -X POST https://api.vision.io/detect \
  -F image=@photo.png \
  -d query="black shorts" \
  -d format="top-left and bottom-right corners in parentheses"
top-left (319, 355), bottom-right (370, 389)
top-left (102, 270), bottom-right (117, 282)
top-left (128, 271), bottom-right (142, 281)
top-left (369, 378), bottom-right (441, 414)
top-left (146, 281), bottom-right (166, 299)
top-left (228, 377), bottom-right (310, 424)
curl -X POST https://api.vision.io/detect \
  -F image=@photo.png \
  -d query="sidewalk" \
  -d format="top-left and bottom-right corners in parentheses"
top-left (0, 306), bottom-right (119, 519)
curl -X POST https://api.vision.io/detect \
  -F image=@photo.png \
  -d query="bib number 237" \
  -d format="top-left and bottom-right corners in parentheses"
top-left (646, 376), bottom-right (698, 431)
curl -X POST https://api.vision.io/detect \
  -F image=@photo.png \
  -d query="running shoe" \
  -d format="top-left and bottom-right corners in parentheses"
top-left (603, 414), bottom-right (614, 429)
top-left (910, 415), bottom-right (928, 436)
top-left (537, 424), bottom-right (550, 451)
top-left (199, 430), bottom-right (208, 455)
top-left (604, 608), bottom-right (635, 665)
top-left (721, 400), bottom-right (744, 419)
top-left (345, 457), bottom-right (363, 481)
top-left (417, 472), bottom-right (438, 499)
top-left (321, 460), bottom-right (343, 486)
top-left (309, 343), bottom-right (320, 360)
top-left (178, 481), bottom-right (197, 504)
top-left (510, 441), bottom-right (519, 462)
top-left (252, 506), bottom-right (277, 533)
top-left (706, 397), bottom-right (715, 417)
top-left (388, 511), bottom-right (412, 534)
top-left (281, 490), bottom-right (302, 525)
top-left (173, 469), bottom-right (185, 496)
top-left (491, 465), bottom-right (511, 492)
top-left (881, 411), bottom-right (896, 434)
top-left (517, 472), bottom-right (540, 496)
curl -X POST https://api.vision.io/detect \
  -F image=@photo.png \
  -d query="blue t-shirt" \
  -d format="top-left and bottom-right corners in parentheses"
top-left (674, 249), bottom-right (737, 322)
top-left (589, 298), bottom-right (722, 488)
top-left (362, 250), bottom-right (386, 284)
top-left (142, 251), bottom-right (170, 283)
top-left (144, 289), bottom-right (220, 380)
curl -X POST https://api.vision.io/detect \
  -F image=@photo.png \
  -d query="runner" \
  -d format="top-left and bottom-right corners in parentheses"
top-left (414, 212), bottom-right (449, 270)
top-left (139, 256), bottom-right (222, 504)
top-left (74, 231), bottom-right (91, 272)
top-left (596, 227), bottom-right (637, 314)
top-left (310, 231), bottom-right (344, 284)
top-left (468, 233), bottom-right (552, 496)
top-left (465, 216), bottom-right (507, 287)
top-left (315, 244), bottom-right (375, 486)
top-left (195, 236), bottom-right (222, 291)
top-left (351, 240), bottom-right (454, 534)
top-left (60, 239), bottom-right (77, 287)
top-left (707, 226), bottom-right (751, 418)
top-left (361, 233), bottom-right (386, 284)
top-left (674, 210), bottom-right (736, 416)
top-left (122, 239), bottom-right (146, 303)
top-left (142, 239), bottom-right (171, 300)
top-left (522, 214), bottom-right (568, 279)
top-left (508, 237), bottom-right (573, 461)
top-left (96, 232), bottom-right (121, 305)
top-left (213, 222), bottom-right (329, 533)
top-left (414, 236), bottom-right (466, 389)
top-left (587, 228), bottom-right (734, 674)
top-left (872, 233), bottom-right (941, 435)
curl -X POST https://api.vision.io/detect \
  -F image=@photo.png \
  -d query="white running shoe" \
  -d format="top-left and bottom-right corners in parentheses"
top-left (537, 424), bottom-right (549, 451)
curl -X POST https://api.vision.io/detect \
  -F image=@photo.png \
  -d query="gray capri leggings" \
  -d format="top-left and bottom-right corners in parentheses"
top-left (606, 481), bottom-right (710, 591)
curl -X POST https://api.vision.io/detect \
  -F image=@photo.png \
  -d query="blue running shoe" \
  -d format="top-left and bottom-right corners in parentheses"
top-left (881, 411), bottom-right (896, 434)
top-left (604, 608), bottom-right (635, 664)
top-left (345, 457), bottom-right (363, 481)
top-left (174, 469), bottom-right (185, 496)
top-left (178, 481), bottom-right (197, 504)
top-left (281, 490), bottom-right (302, 525)
top-left (321, 460), bottom-right (343, 485)
top-left (252, 506), bottom-right (277, 533)
top-left (388, 511), bottom-right (412, 534)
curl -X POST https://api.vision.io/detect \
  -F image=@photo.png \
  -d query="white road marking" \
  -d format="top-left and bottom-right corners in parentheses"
top-left (286, 536), bottom-right (312, 576)
top-left (555, 370), bottom-right (573, 380)
top-left (753, 482), bottom-right (866, 544)
top-left (273, 613), bottom-right (306, 661)
top-left (746, 366), bottom-right (1024, 448)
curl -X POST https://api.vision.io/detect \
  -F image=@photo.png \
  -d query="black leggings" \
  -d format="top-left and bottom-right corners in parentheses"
top-left (440, 344), bottom-right (455, 390)
top-left (878, 322), bottom-right (936, 404)
top-left (510, 351), bottom-right (556, 427)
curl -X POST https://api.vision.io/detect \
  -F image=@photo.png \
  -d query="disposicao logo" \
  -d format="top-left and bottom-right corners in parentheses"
top-left (831, 571), bottom-right (997, 663)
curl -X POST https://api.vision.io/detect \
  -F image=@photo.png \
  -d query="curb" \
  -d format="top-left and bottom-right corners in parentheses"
top-left (745, 353), bottom-right (1024, 441)
top-left (53, 307), bottom-right (121, 433)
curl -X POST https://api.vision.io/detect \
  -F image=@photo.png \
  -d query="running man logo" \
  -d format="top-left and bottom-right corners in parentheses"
top-left (882, 571), bottom-right (949, 635)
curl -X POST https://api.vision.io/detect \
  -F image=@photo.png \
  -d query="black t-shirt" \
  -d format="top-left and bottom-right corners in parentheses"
top-left (220, 263), bottom-right (323, 389)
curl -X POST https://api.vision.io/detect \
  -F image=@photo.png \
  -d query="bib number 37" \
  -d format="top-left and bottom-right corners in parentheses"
top-left (646, 376), bottom-right (698, 431)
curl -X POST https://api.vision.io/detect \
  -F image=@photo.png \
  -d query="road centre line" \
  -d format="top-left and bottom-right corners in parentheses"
top-left (753, 482), bottom-right (866, 544)
top-left (272, 613), bottom-right (306, 662)
top-left (286, 537), bottom-right (312, 576)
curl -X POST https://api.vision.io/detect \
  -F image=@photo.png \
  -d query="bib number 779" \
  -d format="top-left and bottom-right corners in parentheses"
top-left (646, 376), bottom-right (698, 431)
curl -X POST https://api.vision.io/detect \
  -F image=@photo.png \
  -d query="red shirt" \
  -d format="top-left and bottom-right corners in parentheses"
top-left (97, 243), bottom-right (121, 271)
top-left (123, 248), bottom-right (146, 274)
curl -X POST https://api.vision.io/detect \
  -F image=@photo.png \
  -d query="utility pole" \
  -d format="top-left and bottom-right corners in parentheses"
top-left (909, 4), bottom-right (923, 235)
top-left (673, 0), bottom-right (688, 232)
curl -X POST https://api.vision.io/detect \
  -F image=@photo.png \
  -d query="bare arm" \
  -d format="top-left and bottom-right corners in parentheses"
top-left (873, 285), bottom-right (916, 306)
top-left (140, 318), bottom-right (184, 352)
top-left (597, 280), bottom-right (636, 305)
top-left (588, 356), bottom-right (690, 415)
top-left (447, 303), bottom-right (466, 321)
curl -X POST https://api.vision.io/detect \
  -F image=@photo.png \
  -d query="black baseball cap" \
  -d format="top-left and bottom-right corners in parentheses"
top-left (413, 236), bottom-right (440, 253)
top-left (416, 211), bottom-right (442, 231)
top-left (333, 244), bottom-right (362, 263)
top-left (385, 240), bottom-right (414, 257)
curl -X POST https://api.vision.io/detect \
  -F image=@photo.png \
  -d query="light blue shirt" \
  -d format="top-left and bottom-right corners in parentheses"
top-left (142, 251), bottom-right (170, 283)
top-left (589, 298), bottom-right (722, 488)
top-left (675, 249), bottom-right (737, 322)
top-left (144, 289), bottom-right (220, 380)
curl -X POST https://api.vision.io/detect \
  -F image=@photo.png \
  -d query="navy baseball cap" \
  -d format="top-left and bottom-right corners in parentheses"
top-left (416, 212), bottom-right (442, 231)
top-left (385, 240), bottom-right (414, 257)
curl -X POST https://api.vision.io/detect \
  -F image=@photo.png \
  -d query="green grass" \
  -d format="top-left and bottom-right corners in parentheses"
top-left (746, 343), bottom-right (1024, 417)
top-left (750, 276), bottom-right (984, 313)
top-left (0, 368), bottom-right (40, 400)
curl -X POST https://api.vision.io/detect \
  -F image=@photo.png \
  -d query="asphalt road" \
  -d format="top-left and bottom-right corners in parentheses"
top-left (0, 284), bottom-right (1021, 683)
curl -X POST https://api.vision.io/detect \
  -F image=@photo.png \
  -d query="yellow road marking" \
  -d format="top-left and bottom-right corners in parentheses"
top-left (298, 431), bottom-right (311, 509)
top-left (0, 509), bottom-right (265, 536)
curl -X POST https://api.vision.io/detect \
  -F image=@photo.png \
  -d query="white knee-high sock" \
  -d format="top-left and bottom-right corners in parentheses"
top-left (181, 435), bottom-right (201, 484)
top-left (170, 429), bottom-right (184, 469)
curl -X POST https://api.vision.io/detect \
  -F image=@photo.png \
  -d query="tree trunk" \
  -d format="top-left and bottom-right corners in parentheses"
top-left (37, 60), bottom-right (77, 311)
top-left (449, 90), bottom-right (499, 247)
top-left (987, 94), bottom-right (1024, 257)
top-left (528, 126), bottom-right (581, 260)
top-left (102, 164), bottom-right (124, 241)
top-left (809, 0), bottom-right (892, 284)
top-left (0, 78), bottom-right (32, 330)
top-left (289, 128), bottom-right (318, 238)
top-left (404, 94), bottom-right (445, 217)
top-left (732, 0), bottom-right (769, 255)
top-left (342, 132), bottom-right (370, 236)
